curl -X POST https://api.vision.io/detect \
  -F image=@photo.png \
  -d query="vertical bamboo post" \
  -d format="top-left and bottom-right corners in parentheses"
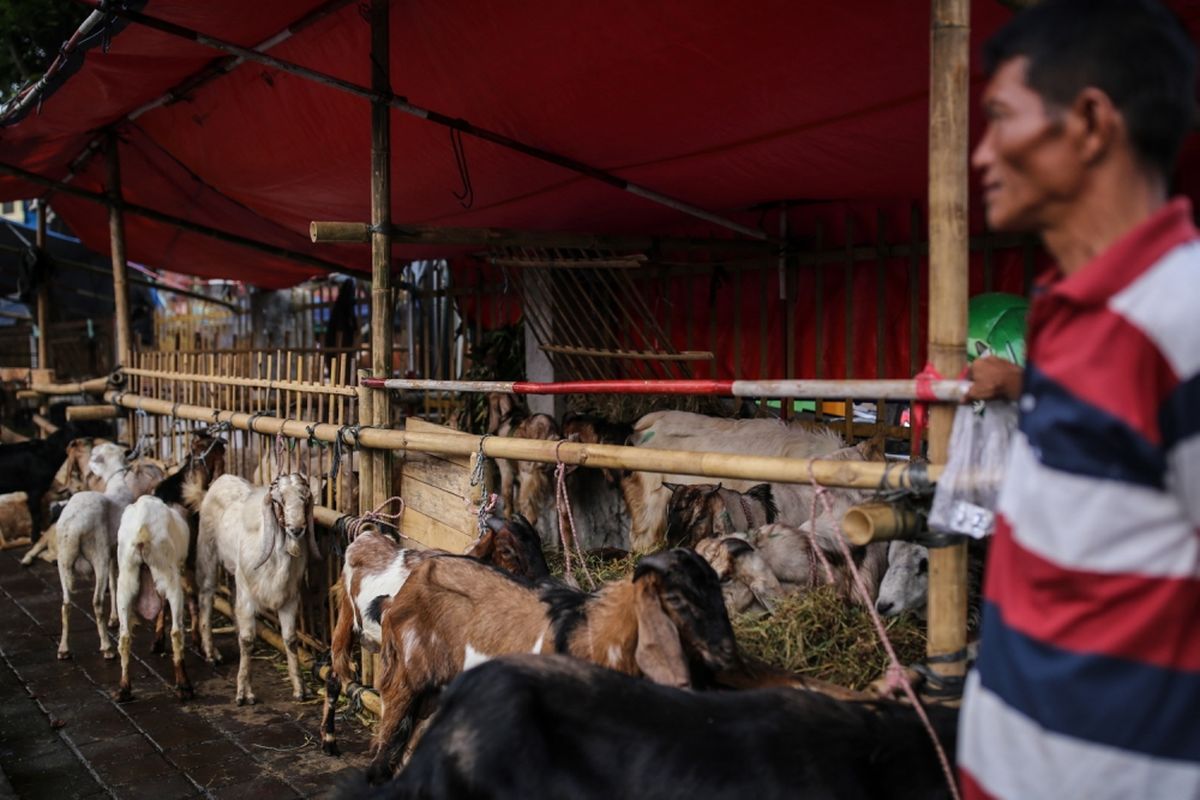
top-left (105, 130), bottom-right (133, 366)
top-left (370, 0), bottom-right (394, 518)
top-left (35, 200), bottom-right (49, 372)
top-left (926, 0), bottom-right (970, 684)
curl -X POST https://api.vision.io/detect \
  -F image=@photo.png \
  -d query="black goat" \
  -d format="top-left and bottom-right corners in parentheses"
top-left (0, 425), bottom-right (77, 536)
top-left (354, 654), bottom-right (959, 800)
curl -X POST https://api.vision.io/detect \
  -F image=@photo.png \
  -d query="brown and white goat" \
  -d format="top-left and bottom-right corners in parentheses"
top-left (364, 548), bottom-right (739, 783)
top-left (21, 437), bottom-right (108, 566)
top-left (321, 513), bottom-right (550, 756)
top-left (662, 482), bottom-right (777, 546)
top-left (195, 473), bottom-right (318, 705)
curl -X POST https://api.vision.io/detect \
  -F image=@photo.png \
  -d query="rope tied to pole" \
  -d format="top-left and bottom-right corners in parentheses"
top-left (344, 496), bottom-right (406, 542)
top-left (469, 434), bottom-right (491, 488)
top-left (329, 424), bottom-right (362, 481)
top-left (554, 440), bottom-right (593, 590)
top-left (806, 464), bottom-right (962, 800)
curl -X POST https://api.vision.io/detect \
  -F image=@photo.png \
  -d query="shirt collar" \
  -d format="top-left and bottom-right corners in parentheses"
top-left (1044, 197), bottom-right (1197, 305)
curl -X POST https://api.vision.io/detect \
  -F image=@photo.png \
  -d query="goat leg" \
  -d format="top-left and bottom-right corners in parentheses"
top-left (107, 569), bottom-right (119, 628)
top-left (234, 595), bottom-right (257, 706)
top-left (19, 532), bottom-right (49, 566)
top-left (151, 607), bottom-right (167, 655)
top-left (166, 582), bottom-right (193, 702)
top-left (56, 557), bottom-right (73, 660)
top-left (320, 672), bottom-right (342, 757)
top-left (366, 688), bottom-right (418, 785)
top-left (197, 584), bottom-right (222, 665)
top-left (92, 557), bottom-right (115, 659)
top-left (114, 562), bottom-right (138, 702)
top-left (279, 600), bottom-right (307, 702)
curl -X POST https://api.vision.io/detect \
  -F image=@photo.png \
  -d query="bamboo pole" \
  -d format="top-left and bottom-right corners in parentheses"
top-left (311, 221), bottom-right (777, 254)
top-left (65, 405), bottom-right (119, 421)
top-left (369, 0), bottom-right (394, 520)
top-left (32, 414), bottom-right (58, 435)
top-left (0, 161), bottom-right (345, 274)
top-left (211, 595), bottom-right (382, 716)
top-left (29, 376), bottom-right (110, 395)
top-left (106, 131), bottom-right (133, 366)
top-left (104, 390), bottom-right (940, 490)
top-left (119, 367), bottom-right (356, 396)
top-left (840, 502), bottom-right (923, 546)
top-left (35, 200), bottom-right (49, 371)
top-left (926, 0), bottom-right (971, 685)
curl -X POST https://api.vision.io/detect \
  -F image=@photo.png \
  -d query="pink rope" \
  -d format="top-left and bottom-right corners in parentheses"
top-left (555, 441), bottom-right (594, 589)
top-left (804, 461), bottom-right (838, 586)
top-left (806, 470), bottom-right (962, 800)
top-left (345, 495), bottom-right (406, 541)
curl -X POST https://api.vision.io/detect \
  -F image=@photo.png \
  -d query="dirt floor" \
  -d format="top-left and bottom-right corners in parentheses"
top-left (0, 548), bottom-right (375, 799)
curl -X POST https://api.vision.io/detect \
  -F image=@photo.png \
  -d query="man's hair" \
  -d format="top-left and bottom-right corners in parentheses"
top-left (985, 0), bottom-right (1197, 179)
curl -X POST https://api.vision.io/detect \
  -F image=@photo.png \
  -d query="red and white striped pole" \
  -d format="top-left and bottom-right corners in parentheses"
top-left (358, 377), bottom-right (968, 403)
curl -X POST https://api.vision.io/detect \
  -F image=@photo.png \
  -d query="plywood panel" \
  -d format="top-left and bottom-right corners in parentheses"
top-left (401, 507), bottom-right (474, 553)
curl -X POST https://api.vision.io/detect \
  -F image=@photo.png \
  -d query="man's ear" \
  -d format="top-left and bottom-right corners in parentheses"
top-left (1071, 86), bottom-right (1121, 166)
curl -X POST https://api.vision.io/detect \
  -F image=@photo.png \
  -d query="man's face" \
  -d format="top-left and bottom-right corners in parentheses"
top-left (973, 57), bottom-right (1083, 232)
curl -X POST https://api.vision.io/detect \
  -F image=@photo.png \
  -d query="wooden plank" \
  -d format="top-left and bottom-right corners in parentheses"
top-left (401, 473), bottom-right (473, 533)
top-left (403, 450), bottom-right (471, 497)
top-left (401, 506), bottom-right (475, 552)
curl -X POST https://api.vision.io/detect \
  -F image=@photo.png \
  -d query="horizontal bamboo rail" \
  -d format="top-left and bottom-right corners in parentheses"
top-left (841, 502), bottom-right (923, 545)
top-left (15, 390), bottom-right (39, 401)
top-left (211, 596), bottom-right (381, 716)
top-left (120, 367), bottom-right (358, 397)
top-left (361, 377), bottom-right (970, 402)
top-left (65, 405), bottom-right (119, 421)
top-left (539, 345), bottom-right (715, 362)
top-left (104, 390), bottom-right (941, 490)
top-left (29, 376), bottom-right (110, 395)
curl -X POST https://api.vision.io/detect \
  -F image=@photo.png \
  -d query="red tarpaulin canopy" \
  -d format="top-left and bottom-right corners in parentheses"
top-left (1, 1), bottom-right (1197, 374)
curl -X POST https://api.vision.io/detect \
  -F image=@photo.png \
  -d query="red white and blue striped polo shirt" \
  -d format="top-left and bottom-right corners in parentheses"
top-left (959, 197), bottom-right (1200, 799)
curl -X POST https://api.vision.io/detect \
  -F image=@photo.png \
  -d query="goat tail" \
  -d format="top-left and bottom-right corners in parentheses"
top-left (181, 473), bottom-right (208, 513)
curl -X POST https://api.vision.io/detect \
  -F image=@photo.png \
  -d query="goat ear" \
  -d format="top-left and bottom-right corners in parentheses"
top-left (661, 482), bottom-right (683, 494)
top-left (465, 528), bottom-right (495, 560)
top-left (254, 491), bottom-right (281, 569)
top-left (633, 576), bottom-right (690, 689)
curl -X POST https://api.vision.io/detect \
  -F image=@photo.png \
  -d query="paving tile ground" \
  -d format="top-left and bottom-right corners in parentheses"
top-left (0, 549), bottom-right (374, 799)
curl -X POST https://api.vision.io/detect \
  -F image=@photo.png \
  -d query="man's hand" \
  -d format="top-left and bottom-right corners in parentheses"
top-left (965, 355), bottom-right (1023, 402)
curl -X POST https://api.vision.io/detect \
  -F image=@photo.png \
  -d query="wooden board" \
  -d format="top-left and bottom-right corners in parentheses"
top-left (398, 417), bottom-right (478, 549)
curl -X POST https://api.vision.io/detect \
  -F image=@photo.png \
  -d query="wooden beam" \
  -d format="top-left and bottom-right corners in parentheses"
top-left (0, 160), bottom-right (346, 275)
top-left (106, 132), bottom-right (133, 365)
top-left (926, 0), bottom-right (971, 686)
top-left (35, 200), bottom-right (48, 370)
top-left (310, 221), bottom-right (779, 255)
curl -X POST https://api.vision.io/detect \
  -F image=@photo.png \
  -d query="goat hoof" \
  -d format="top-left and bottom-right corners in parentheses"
top-left (108, 618), bottom-right (119, 629)
top-left (151, 640), bottom-right (166, 655)
top-left (293, 691), bottom-right (308, 703)
top-left (101, 649), bottom-right (117, 661)
top-left (236, 694), bottom-right (256, 707)
top-left (175, 685), bottom-right (194, 703)
top-left (205, 653), bottom-right (223, 666)
top-left (322, 739), bottom-right (341, 758)
top-left (114, 686), bottom-right (134, 703)
top-left (57, 651), bottom-right (72, 661)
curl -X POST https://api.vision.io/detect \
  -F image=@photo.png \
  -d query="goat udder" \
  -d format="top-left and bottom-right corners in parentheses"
top-left (136, 565), bottom-right (163, 621)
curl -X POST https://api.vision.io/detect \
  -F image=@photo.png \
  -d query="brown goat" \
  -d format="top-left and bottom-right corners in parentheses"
top-left (365, 548), bottom-right (738, 783)
top-left (662, 482), bottom-right (777, 546)
top-left (321, 513), bottom-right (550, 757)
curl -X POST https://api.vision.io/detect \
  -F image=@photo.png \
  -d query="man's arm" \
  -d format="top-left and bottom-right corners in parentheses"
top-left (964, 355), bottom-right (1024, 403)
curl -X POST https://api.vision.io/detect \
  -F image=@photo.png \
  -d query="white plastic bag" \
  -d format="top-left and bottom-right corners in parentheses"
top-left (928, 401), bottom-right (1018, 538)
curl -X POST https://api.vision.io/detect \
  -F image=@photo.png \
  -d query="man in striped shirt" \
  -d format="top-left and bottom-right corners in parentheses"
top-left (958, 1), bottom-right (1200, 797)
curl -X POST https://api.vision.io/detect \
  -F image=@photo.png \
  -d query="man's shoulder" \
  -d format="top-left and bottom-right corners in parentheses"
top-left (1109, 237), bottom-right (1200, 381)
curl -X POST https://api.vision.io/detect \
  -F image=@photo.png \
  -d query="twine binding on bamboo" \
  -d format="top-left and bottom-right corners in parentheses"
top-left (554, 441), bottom-right (593, 590)
top-left (344, 496), bottom-right (405, 542)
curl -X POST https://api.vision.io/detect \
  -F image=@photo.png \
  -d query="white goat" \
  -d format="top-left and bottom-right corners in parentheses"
top-left (195, 473), bottom-right (317, 705)
top-left (114, 496), bottom-right (193, 702)
top-left (55, 442), bottom-right (160, 660)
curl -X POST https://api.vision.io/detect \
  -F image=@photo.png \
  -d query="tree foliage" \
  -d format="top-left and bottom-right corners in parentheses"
top-left (1, 0), bottom-right (88, 105)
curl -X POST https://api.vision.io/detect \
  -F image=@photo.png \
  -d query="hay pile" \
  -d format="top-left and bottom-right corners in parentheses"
top-left (544, 548), bottom-right (639, 588)
top-left (546, 553), bottom-right (925, 692)
top-left (731, 588), bottom-right (926, 691)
